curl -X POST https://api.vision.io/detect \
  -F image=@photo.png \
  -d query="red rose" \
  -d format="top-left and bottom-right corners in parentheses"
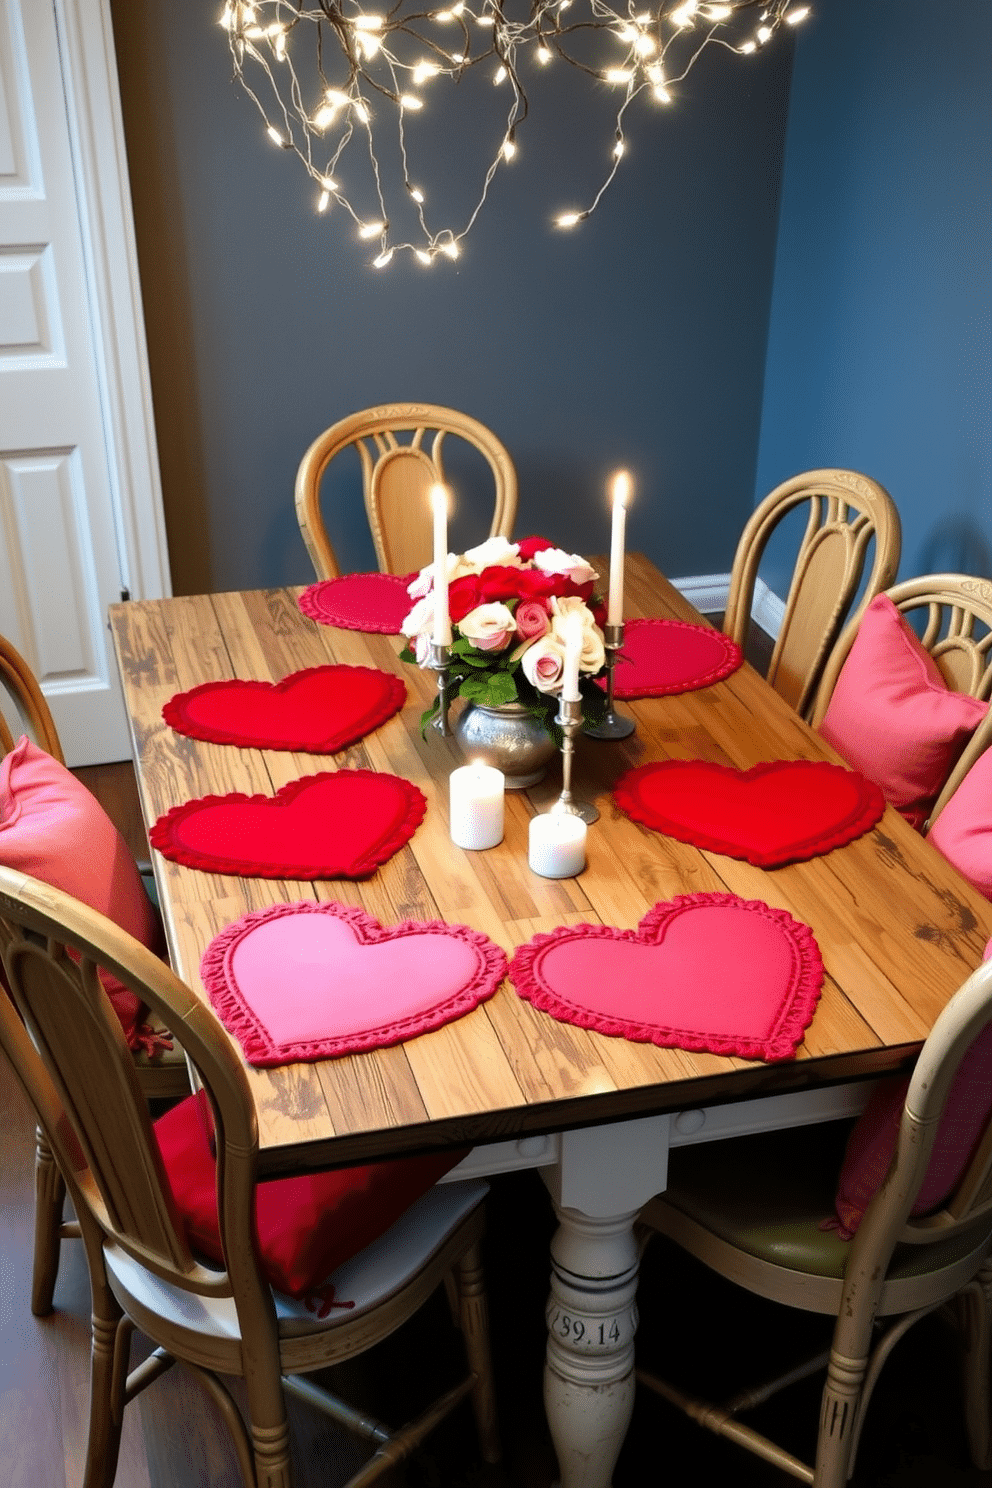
top-left (515, 536), bottom-right (556, 562)
top-left (448, 575), bottom-right (484, 623)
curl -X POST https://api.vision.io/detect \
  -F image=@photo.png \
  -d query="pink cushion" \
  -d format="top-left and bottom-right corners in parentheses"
top-left (830, 938), bottom-right (992, 1238)
top-left (155, 1092), bottom-right (467, 1299)
top-left (927, 746), bottom-right (992, 900)
top-left (819, 595), bottom-right (988, 829)
top-left (0, 737), bottom-right (161, 1048)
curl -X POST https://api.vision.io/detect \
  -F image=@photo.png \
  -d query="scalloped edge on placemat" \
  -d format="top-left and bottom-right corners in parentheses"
top-left (162, 665), bottom-right (406, 752)
top-left (604, 617), bottom-right (743, 698)
top-left (201, 899), bottom-right (508, 1065)
top-left (613, 758), bottom-right (886, 867)
top-left (149, 769), bottom-right (427, 879)
top-left (508, 892), bottom-right (823, 1063)
top-left (298, 572), bottom-right (413, 634)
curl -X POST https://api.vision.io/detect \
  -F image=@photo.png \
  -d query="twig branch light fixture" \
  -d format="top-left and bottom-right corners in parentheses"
top-left (220, 1), bottom-right (810, 266)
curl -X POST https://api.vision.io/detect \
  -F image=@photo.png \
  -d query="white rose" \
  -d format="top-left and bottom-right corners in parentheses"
top-left (458, 602), bottom-right (516, 652)
top-left (550, 599), bottom-right (605, 673)
top-left (407, 551), bottom-right (475, 597)
top-left (533, 548), bottom-right (598, 586)
top-left (520, 636), bottom-right (568, 693)
top-left (413, 632), bottom-right (433, 667)
top-left (461, 536), bottom-right (522, 573)
top-left (400, 595), bottom-right (435, 637)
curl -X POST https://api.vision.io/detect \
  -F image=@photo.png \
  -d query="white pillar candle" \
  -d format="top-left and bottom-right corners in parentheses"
top-left (449, 763), bottom-right (505, 850)
top-left (607, 470), bottom-right (632, 627)
top-left (561, 612), bottom-right (583, 703)
top-left (528, 811), bottom-right (587, 878)
top-left (431, 484), bottom-right (452, 646)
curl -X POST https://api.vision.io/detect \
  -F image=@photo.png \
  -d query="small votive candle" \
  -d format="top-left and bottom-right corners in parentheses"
top-left (449, 763), bottom-right (505, 850)
top-left (528, 811), bottom-right (587, 879)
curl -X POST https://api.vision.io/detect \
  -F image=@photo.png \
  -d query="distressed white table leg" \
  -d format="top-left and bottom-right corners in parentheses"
top-left (542, 1114), bottom-right (672, 1488)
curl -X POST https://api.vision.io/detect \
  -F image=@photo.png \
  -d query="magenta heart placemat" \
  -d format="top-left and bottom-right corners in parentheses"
top-left (509, 894), bottom-right (823, 1062)
top-left (614, 758), bottom-right (886, 867)
top-left (597, 618), bottom-right (743, 699)
top-left (149, 770), bottom-right (426, 880)
top-left (162, 665), bottom-right (406, 753)
top-left (298, 573), bottom-right (413, 634)
top-left (201, 900), bottom-right (508, 1064)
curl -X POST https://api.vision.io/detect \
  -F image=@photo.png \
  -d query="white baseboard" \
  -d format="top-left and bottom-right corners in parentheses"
top-left (670, 573), bottom-right (784, 640)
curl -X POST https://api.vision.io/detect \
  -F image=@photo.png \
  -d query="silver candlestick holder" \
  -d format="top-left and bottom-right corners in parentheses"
top-left (553, 696), bottom-right (600, 824)
top-left (583, 622), bottom-right (635, 740)
top-left (426, 640), bottom-right (453, 736)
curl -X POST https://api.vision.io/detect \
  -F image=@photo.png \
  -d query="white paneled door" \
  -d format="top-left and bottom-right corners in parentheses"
top-left (0, 0), bottom-right (169, 765)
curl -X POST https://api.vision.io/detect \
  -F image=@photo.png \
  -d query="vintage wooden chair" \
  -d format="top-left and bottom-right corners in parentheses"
top-left (0, 630), bottom-right (188, 1318)
top-left (810, 573), bottom-right (992, 828)
top-left (722, 469), bottom-right (901, 720)
top-left (295, 402), bottom-right (518, 579)
top-left (0, 866), bottom-right (500, 1488)
top-left (635, 954), bottom-right (992, 1488)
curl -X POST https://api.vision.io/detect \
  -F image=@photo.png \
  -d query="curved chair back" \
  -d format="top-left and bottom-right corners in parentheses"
top-left (0, 866), bottom-right (261, 1312)
top-left (0, 631), bottom-right (64, 762)
top-left (295, 402), bottom-right (518, 579)
top-left (811, 573), bottom-right (992, 824)
top-left (723, 469), bottom-right (901, 719)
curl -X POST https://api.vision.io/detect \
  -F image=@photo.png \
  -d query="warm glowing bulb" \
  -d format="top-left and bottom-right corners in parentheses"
top-left (354, 101), bottom-right (370, 122)
top-left (671, 0), bottom-right (697, 26)
top-left (435, 7), bottom-right (454, 18)
top-left (757, 24), bottom-right (772, 42)
top-left (739, 38), bottom-right (757, 52)
top-left (613, 138), bottom-right (625, 158)
top-left (604, 67), bottom-right (633, 84)
top-left (325, 88), bottom-right (348, 106)
top-left (373, 250), bottom-right (394, 267)
top-left (415, 249), bottom-right (432, 265)
top-left (273, 31), bottom-right (286, 58)
top-left (317, 190), bottom-right (330, 212)
top-left (653, 82), bottom-right (672, 102)
top-left (537, 45), bottom-right (552, 64)
top-left (320, 174), bottom-right (337, 190)
top-left (413, 62), bottom-right (440, 83)
top-left (440, 240), bottom-right (460, 259)
top-left (266, 125), bottom-right (283, 145)
top-left (502, 138), bottom-right (517, 159)
top-left (359, 221), bottom-right (384, 238)
top-left (476, 14), bottom-right (495, 25)
top-left (786, 4), bottom-right (810, 21)
top-left (494, 64), bottom-right (507, 84)
top-left (556, 211), bottom-right (581, 228)
top-left (354, 13), bottom-right (383, 28)
top-left (313, 105), bottom-right (334, 129)
top-left (617, 23), bottom-right (636, 41)
top-left (358, 32), bottom-right (382, 57)
top-left (703, 3), bottom-right (732, 16)
top-left (400, 94), bottom-right (424, 109)
top-left (634, 33), bottom-right (657, 55)
top-left (409, 185), bottom-right (425, 202)
top-left (219, 4), bottom-right (234, 30)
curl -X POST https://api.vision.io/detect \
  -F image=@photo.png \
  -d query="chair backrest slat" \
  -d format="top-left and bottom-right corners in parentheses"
top-left (0, 632), bottom-right (64, 763)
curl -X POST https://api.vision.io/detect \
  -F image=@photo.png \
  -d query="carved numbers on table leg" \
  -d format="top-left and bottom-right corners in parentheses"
top-left (544, 1205), bottom-right (641, 1488)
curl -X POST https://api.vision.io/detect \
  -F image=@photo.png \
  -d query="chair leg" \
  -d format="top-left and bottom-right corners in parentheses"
top-left (957, 1257), bottom-right (992, 1471)
top-left (813, 1346), bottom-right (867, 1488)
top-left (455, 1242), bottom-right (501, 1465)
top-left (82, 1297), bottom-right (132, 1488)
top-left (32, 1125), bottom-right (65, 1316)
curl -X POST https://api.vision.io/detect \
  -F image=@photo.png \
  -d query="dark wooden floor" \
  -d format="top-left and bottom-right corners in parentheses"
top-left (0, 740), bottom-right (985, 1486)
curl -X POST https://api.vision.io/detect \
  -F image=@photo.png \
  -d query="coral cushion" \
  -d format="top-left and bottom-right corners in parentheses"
top-left (154, 1092), bottom-right (466, 1299)
top-left (927, 746), bottom-right (992, 900)
top-left (0, 737), bottom-right (160, 1048)
top-left (830, 939), bottom-right (992, 1239)
top-left (819, 595), bottom-right (987, 829)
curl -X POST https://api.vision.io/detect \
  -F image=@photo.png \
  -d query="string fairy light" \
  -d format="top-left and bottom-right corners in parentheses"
top-left (220, 0), bottom-right (809, 266)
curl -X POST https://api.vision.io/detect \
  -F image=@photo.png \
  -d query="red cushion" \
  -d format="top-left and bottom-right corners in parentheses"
top-left (0, 737), bottom-right (161, 1048)
top-left (819, 595), bottom-right (988, 829)
top-left (154, 1092), bottom-right (468, 1299)
top-left (830, 940), bottom-right (992, 1238)
top-left (927, 746), bottom-right (992, 900)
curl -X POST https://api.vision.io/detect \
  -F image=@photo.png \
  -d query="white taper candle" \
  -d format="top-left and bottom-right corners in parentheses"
top-left (607, 470), bottom-right (632, 627)
top-left (430, 484), bottom-right (452, 646)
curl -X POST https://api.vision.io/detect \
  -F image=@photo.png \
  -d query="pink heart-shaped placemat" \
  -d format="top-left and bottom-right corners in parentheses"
top-left (597, 618), bottom-right (743, 698)
top-left (298, 572), bottom-right (414, 634)
top-left (162, 665), bottom-right (406, 753)
top-left (614, 758), bottom-right (885, 867)
top-left (149, 770), bottom-right (426, 879)
top-left (509, 894), bottom-right (823, 1061)
top-left (201, 900), bottom-right (508, 1064)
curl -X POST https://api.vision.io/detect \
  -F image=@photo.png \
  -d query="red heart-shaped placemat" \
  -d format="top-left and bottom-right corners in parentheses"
top-left (162, 665), bottom-right (406, 753)
top-left (298, 572), bottom-right (414, 634)
top-left (614, 759), bottom-right (885, 867)
top-left (149, 770), bottom-right (426, 879)
top-left (509, 894), bottom-right (823, 1061)
top-left (598, 618), bottom-right (743, 698)
top-left (201, 900), bottom-right (508, 1064)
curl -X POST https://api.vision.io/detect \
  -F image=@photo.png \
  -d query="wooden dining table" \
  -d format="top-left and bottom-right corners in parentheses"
top-left (109, 555), bottom-right (992, 1488)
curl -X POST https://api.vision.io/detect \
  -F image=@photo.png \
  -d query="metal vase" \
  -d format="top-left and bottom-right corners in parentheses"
top-left (453, 701), bottom-right (557, 789)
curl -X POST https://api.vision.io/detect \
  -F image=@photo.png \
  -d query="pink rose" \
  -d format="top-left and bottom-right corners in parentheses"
top-left (458, 602), bottom-right (516, 652)
top-left (520, 637), bottom-right (567, 693)
top-left (514, 600), bottom-right (550, 643)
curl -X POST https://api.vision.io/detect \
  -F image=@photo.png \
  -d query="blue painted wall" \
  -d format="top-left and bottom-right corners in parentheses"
top-left (112, 0), bottom-right (792, 595)
top-left (755, 0), bottom-right (992, 596)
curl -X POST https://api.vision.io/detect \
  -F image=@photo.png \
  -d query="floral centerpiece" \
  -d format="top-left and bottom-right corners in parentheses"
top-left (399, 535), bottom-right (608, 738)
